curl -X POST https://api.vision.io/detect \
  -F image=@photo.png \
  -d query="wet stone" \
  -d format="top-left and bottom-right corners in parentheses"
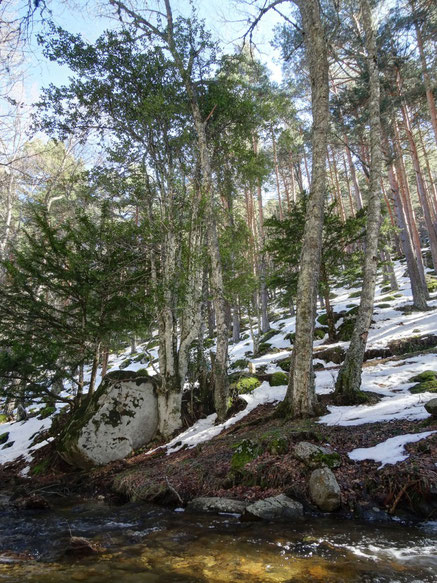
top-left (186, 497), bottom-right (248, 515)
top-left (243, 494), bottom-right (303, 521)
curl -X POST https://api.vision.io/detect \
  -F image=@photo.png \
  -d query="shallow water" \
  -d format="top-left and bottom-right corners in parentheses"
top-left (0, 499), bottom-right (436, 582)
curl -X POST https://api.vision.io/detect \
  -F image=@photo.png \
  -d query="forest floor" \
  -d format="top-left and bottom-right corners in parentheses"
top-left (1, 260), bottom-right (437, 522)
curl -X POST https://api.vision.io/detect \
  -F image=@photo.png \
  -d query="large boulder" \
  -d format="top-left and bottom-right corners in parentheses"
top-left (243, 494), bottom-right (303, 521)
top-left (309, 467), bottom-right (341, 512)
top-left (187, 497), bottom-right (248, 515)
top-left (58, 371), bottom-right (159, 469)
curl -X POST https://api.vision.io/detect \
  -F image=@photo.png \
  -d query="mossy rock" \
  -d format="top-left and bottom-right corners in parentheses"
top-left (0, 432), bottom-right (9, 445)
top-left (133, 353), bottom-right (147, 363)
top-left (254, 342), bottom-right (273, 357)
top-left (409, 379), bottom-right (437, 394)
top-left (426, 276), bottom-right (437, 293)
top-left (348, 290), bottom-right (361, 298)
top-left (409, 370), bottom-right (437, 383)
top-left (38, 406), bottom-right (56, 420)
top-left (230, 376), bottom-right (261, 395)
top-left (261, 329), bottom-right (279, 343)
top-left (230, 358), bottom-right (249, 370)
top-left (240, 333), bottom-right (250, 341)
top-left (376, 303), bottom-right (392, 309)
top-left (146, 339), bottom-right (159, 349)
top-left (266, 436), bottom-right (289, 455)
top-left (119, 358), bottom-right (132, 370)
top-left (0, 414), bottom-right (8, 424)
top-left (337, 318), bottom-right (355, 341)
top-left (231, 439), bottom-right (262, 471)
top-left (311, 451), bottom-right (341, 469)
top-left (277, 358), bottom-right (291, 372)
top-left (380, 285), bottom-right (392, 293)
top-left (379, 295), bottom-right (396, 301)
top-left (314, 327), bottom-right (328, 340)
top-left (270, 371), bottom-right (288, 386)
top-left (2, 441), bottom-right (14, 449)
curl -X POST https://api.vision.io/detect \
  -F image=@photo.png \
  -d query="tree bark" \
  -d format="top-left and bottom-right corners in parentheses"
top-left (278, 0), bottom-right (329, 419)
top-left (335, 0), bottom-right (384, 404)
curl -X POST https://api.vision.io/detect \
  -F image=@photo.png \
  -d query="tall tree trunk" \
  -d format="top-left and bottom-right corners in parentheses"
top-left (335, 0), bottom-right (383, 404)
top-left (277, 0), bottom-right (329, 419)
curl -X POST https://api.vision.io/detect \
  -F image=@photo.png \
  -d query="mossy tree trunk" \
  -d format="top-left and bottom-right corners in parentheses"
top-left (277, 0), bottom-right (329, 419)
top-left (335, 0), bottom-right (383, 405)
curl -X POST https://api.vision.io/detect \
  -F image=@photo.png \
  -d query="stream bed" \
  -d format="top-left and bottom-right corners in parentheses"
top-left (0, 498), bottom-right (436, 582)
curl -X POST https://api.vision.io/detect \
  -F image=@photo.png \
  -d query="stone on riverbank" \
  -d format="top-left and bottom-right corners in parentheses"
top-left (243, 494), bottom-right (303, 521)
top-left (187, 497), bottom-right (248, 514)
top-left (309, 467), bottom-right (341, 512)
top-left (425, 398), bottom-right (437, 418)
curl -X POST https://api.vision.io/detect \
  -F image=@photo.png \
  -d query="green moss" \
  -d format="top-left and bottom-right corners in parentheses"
top-left (254, 342), bottom-right (272, 357)
top-left (409, 370), bottom-right (437, 383)
top-left (2, 441), bottom-right (14, 449)
top-left (231, 439), bottom-right (262, 471)
top-left (133, 353), bottom-right (147, 362)
top-left (147, 339), bottom-right (159, 349)
top-left (317, 313), bottom-right (329, 326)
top-left (0, 414), bottom-right (8, 424)
top-left (348, 290), bottom-right (361, 298)
top-left (337, 318), bottom-right (355, 341)
top-left (311, 451), bottom-right (341, 469)
top-left (409, 379), bottom-right (437, 394)
top-left (231, 376), bottom-right (261, 394)
top-left (204, 338), bottom-right (215, 348)
top-left (277, 358), bottom-right (291, 372)
top-left (379, 295), bottom-right (396, 301)
top-left (426, 276), bottom-right (437, 292)
top-left (134, 368), bottom-right (149, 376)
top-left (266, 436), bottom-right (289, 455)
top-left (230, 358), bottom-right (249, 370)
top-left (270, 371), bottom-right (288, 386)
top-left (314, 327), bottom-right (328, 340)
top-left (38, 406), bottom-right (56, 420)
top-left (261, 329), bottom-right (279, 343)
top-left (380, 285), bottom-right (392, 293)
top-left (376, 303), bottom-right (392, 309)
top-left (0, 432), bottom-right (9, 445)
top-left (119, 358), bottom-right (132, 369)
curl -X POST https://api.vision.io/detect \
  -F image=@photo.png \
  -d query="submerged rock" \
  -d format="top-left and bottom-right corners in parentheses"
top-left (58, 371), bottom-right (159, 469)
top-left (243, 494), bottom-right (303, 521)
top-left (187, 497), bottom-right (248, 515)
top-left (309, 468), bottom-right (341, 512)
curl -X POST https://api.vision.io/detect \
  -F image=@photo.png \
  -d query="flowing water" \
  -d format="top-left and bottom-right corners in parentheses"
top-left (0, 498), bottom-right (436, 582)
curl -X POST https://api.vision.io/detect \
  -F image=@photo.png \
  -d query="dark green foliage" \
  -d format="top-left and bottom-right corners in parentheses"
top-left (314, 327), bottom-right (328, 340)
top-left (270, 371), bottom-right (288, 386)
top-left (265, 199), bottom-right (365, 307)
top-left (261, 329), bottom-right (279, 343)
top-left (0, 432), bottom-right (9, 445)
top-left (311, 451), bottom-right (341, 469)
top-left (31, 459), bottom-right (50, 475)
top-left (0, 414), bottom-right (8, 424)
top-left (348, 290), bottom-right (361, 298)
top-left (0, 199), bottom-right (151, 404)
top-left (426, 276), bottom-right (437, 293)
top-left (376, 303), bottom-right (392, 309)
top-left (278, 358), bottom-right (291, 372)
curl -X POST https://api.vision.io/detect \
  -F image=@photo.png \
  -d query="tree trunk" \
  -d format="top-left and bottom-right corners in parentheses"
top-left (335, 0), bottom-right (383, 404)
top-left (278, 0), bottom-right (329, 419)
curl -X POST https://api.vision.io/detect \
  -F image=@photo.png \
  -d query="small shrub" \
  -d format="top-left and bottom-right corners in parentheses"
top-left (278, 358), bottom-right (291, 372)
top-left (317, 313), bottom-right (328, 326)
top-left (254, 342), bottom-right (272, 357)
top-left (270, 371), bottom-right (288, 386)
top-left (0, 414), bottom-right (8, 424)
top-left (314, 327), bottom-right (328, 340)
top-left (426, 276), bottom-right (437, 293)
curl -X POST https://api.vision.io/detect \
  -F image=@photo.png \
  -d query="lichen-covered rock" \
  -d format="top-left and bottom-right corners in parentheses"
top-left (187, 497), bottom-right (248, 515)
top-left (294, 442), bottom-right (341, 469)
top-left (425, 398), bottom-right (437, 418)
top-left (58, 371), bottom-right (159, 469)
top-left (309, 467), bottom-right (341, 512)
top-left (244, 494), bottom-right (303, 521)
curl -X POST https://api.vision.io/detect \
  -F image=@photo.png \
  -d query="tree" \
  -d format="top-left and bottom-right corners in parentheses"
top-left (334, 0), bottom-right (385, 404)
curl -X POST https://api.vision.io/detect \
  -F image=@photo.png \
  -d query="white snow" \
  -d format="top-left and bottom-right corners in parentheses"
top-left (348, 431), bottom-right (437, 468)
top-left (0, 416), bottom-right (52, 471)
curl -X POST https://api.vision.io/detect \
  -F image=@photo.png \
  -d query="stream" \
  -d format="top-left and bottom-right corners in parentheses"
top-left (0, 498), bottom-right (436, 582)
